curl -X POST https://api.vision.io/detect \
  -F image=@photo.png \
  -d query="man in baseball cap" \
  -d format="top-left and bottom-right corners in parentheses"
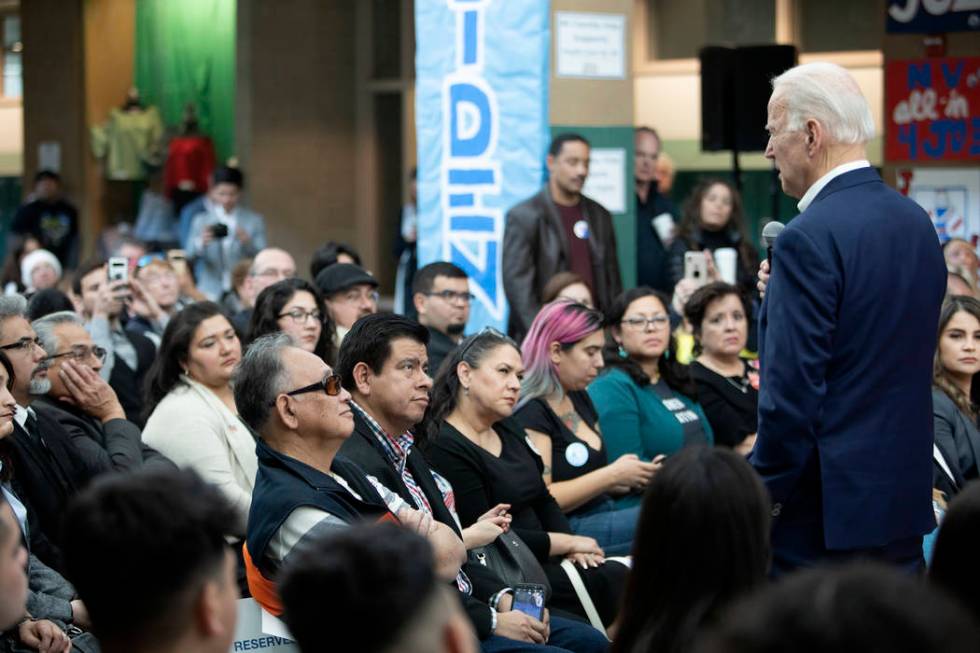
top-left (315, 263), bottom-right (379, 345)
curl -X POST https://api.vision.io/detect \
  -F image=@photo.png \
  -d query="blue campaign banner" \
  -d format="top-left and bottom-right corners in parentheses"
top-left (887, 0), bottom-right (980, 33)
top-left (415, 0), bottom-right (550, 332)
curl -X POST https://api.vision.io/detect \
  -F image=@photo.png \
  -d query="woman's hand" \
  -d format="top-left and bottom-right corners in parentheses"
top-left (462, 520), bottom-right (504, 549)
top-left (18, 620), bottom-right (71, 653)
top-left (606, 454), bottom-right (663, 493)
top-left (566, 551), bottom-right (605, 569)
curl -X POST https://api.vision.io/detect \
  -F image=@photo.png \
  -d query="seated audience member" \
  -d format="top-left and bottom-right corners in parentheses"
top-left (74, 259), bottom-right (157, 425)
top-left (337, 314), bottom-right (609, 652)
top-left (186, 165), bottom-right (268, 301)
top-left (684, 283), bottom-right (757, 453)
top-left (231, 247), bottom-right (297, 332)
top-left (310, 240), bottom-right (362, 280)
top-left (0, 499), bottom-right (27, 632)
top-left (930, 481), bottom-right (980, 623)
top-left (26, 288), bottom-right (75, 322)
top-left (107, 233), bottom-right (147, 264)
top-left (32, 311), bottom-right (173, 472)
top-left (666, 179), bottom-right (758, 296)
top-left (426, 329), bottom-right (629, 628)
top-left (281, 523), bottom-right (478, 653)
top-left (221, 258), bottom-right (252, 317)
top-left (932, 296), bottom-right (980, 499)
top-left (248, 278), bottom-right (336, 365)
top-left (0, 296), bottom-right (105, 572)
top-left (0, 351), bottom-right (97, 653)
top-left (943, 238), bottom-right (979, 291)
top-left (611, 447), bottom-right (769, 653)
top-left (413, 262), bottom-right (471, 374)
top-left (10, 170), bottom-right (79, 270)
top-left (589, 288), bottom-right (713, 507)
top-left (946, 269), bottom-right (974, 298)
top-left (126, 256), bottom-right (185, 341)
top-left (541, 272), bottom-right (595, 309)
top-left (516, 301), bottom-right (651, 555)
top-left (0, 355), bottom-right (28, 633)
top-left (315, 263), bottom-right (379, 345)
top-left (233, 334), bottom-right (465, 615)
top-left (63, 468), bottom-right (241, 653)
top-left (693, 563), bottom-right (980, 653)
top-left (142, 302), bottom-right (254, 529)
top-left (20, 249), bottom-right (62, 297)
top-left (2, 236), bottom-right (40, 296)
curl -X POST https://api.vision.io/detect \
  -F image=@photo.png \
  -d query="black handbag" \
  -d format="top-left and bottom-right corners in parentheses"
top-left (473, 529), bottom-right (552, 598)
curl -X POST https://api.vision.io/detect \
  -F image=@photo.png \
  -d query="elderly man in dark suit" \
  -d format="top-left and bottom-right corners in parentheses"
top-left (754, 62), bottom-right (946, 574)
top-left (32, 310), bottom-right (172, 472)
top-left (503, 133), bottom-right (622, 341)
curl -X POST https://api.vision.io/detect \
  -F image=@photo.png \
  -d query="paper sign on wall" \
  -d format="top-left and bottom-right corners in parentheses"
top-left (582, 148), bottom-right (626, 214)
top-left (898, 167), bottom-right (980, 247)
top-left (555, 11), bottom-right (626, 79)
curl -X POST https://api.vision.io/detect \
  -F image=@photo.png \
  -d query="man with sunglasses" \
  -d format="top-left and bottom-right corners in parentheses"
top-left (234, 334), bottom-right (466, 615)
top-left (32, 311), bottom-right (174, 475)
top-left (413, 262), bottom-right (472, 375)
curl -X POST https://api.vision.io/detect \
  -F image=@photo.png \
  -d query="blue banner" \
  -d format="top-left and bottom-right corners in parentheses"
top-left (415, 0), bottom-right (550, 332)
top-left (887, 0), bottom-right (980, 33)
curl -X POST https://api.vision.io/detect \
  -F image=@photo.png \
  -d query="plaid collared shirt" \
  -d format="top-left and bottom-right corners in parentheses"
top-left (351, 402), bottom-right (470, 593)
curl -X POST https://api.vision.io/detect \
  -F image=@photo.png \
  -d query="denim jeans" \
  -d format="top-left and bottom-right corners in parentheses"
top-left (481, 615), bottom-right (609, 653)
top-left (568, 498), bottom-right (640, 557)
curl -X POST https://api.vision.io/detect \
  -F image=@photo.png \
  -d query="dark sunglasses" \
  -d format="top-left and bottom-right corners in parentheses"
top-left (271, 373), bottom-right (343, 405)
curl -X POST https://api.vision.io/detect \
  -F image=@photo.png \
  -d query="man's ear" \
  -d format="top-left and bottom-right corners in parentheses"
top-left (275, 395), bottom-right (299, 430)
top-left (413, 292), bottom-right (427, 316)
top-left (194, 579), bottom-right (227, 639)
top-left (352, 361), bottom-right (373, 396)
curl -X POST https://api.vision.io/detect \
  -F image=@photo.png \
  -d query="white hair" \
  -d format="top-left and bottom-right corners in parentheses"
top-left (771, 62), bottom-right (875, 145)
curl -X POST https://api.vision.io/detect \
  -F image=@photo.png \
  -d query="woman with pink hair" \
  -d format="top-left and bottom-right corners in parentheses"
top-left (515, 300), bottom-right (658, 555)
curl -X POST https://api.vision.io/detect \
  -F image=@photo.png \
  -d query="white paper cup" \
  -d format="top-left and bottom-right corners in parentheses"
top-left (652, 213), bottom-right (675, 244)
top-left (714, 247), bottom-right (738, 285)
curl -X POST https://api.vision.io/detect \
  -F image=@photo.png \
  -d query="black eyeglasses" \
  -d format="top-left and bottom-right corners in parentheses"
top-left (425, 290), bottom-right (475, 304)
top-left (43, 345), bottom-right (108, 364)
top-left (0, 337), bottom-right (42, 353)
top-left (271, 373), bottom-right (343, 405)
top-left (278, 308), bottom-right (323, 324)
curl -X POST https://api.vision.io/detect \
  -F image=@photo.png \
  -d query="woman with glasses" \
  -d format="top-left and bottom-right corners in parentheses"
top-left (142, 302), bottom-right (254, 530)
top-left (588, 287), bottom-right (712, 508)
top-left (516, 300), bottom-right (656, 555)
top-left (684, 282), bottom-right (758, 455)
top-left (247, 278), bottom-right (336, 365)
top-left (424, 328), bottom-right (628, 629)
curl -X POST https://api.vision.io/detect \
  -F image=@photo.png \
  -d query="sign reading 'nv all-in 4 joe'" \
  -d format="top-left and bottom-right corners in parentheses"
top-left (885, 56), bottom-right (980, 162)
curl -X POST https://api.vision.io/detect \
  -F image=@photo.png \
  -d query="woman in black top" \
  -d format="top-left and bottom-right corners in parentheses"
top-left (424, 328), bottom-right (628, 627)
top-left (515, 300), bottom-right (657, 555)
top-left (684, 282), bottom-right (758, 454)
top-left (666, 179), bottom-right (758, 295)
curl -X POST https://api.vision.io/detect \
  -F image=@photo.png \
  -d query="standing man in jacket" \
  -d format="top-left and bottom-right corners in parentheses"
top-left (754, 62), bottom-right (946, 574)
top-left (503, 134), bottom-right (621, 341)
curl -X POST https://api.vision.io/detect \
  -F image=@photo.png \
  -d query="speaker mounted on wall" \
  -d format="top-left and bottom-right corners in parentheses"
top-left (699, 44), bottom-right (798, 153)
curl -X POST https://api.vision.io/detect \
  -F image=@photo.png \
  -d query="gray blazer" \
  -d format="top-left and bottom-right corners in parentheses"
top-left (33, 397), bottom-right (175, 474)
top-left (932, 387), bottom-right (980, 496)
top-left (503, 186), bottom-right (622, 340)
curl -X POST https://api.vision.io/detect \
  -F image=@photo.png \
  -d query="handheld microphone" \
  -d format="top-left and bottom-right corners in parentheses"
top-left (762, 221), bottom-right (785, 268)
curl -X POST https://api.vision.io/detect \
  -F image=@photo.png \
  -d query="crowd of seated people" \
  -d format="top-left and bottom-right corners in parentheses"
top-left (0, 176), bottom-right (979, 653)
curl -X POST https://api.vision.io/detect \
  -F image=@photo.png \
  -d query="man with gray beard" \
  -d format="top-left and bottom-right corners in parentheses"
top-left (0, 295), bottom-right (98, 574)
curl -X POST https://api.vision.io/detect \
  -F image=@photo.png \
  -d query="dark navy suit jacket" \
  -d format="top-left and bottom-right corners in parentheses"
top-left (754, 166), bottom-right (946, 553)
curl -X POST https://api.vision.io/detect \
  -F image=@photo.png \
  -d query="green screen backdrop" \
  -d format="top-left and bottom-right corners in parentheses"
top-left (134, 0), bottom-right (236, 162)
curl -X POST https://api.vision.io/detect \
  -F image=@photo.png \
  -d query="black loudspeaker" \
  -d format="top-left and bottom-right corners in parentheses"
top-left (700, 45), bottom-right (797, 153)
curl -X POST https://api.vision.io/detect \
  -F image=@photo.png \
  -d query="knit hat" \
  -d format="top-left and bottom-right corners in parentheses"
top-left (21, 249), bottom-right (63, 290)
